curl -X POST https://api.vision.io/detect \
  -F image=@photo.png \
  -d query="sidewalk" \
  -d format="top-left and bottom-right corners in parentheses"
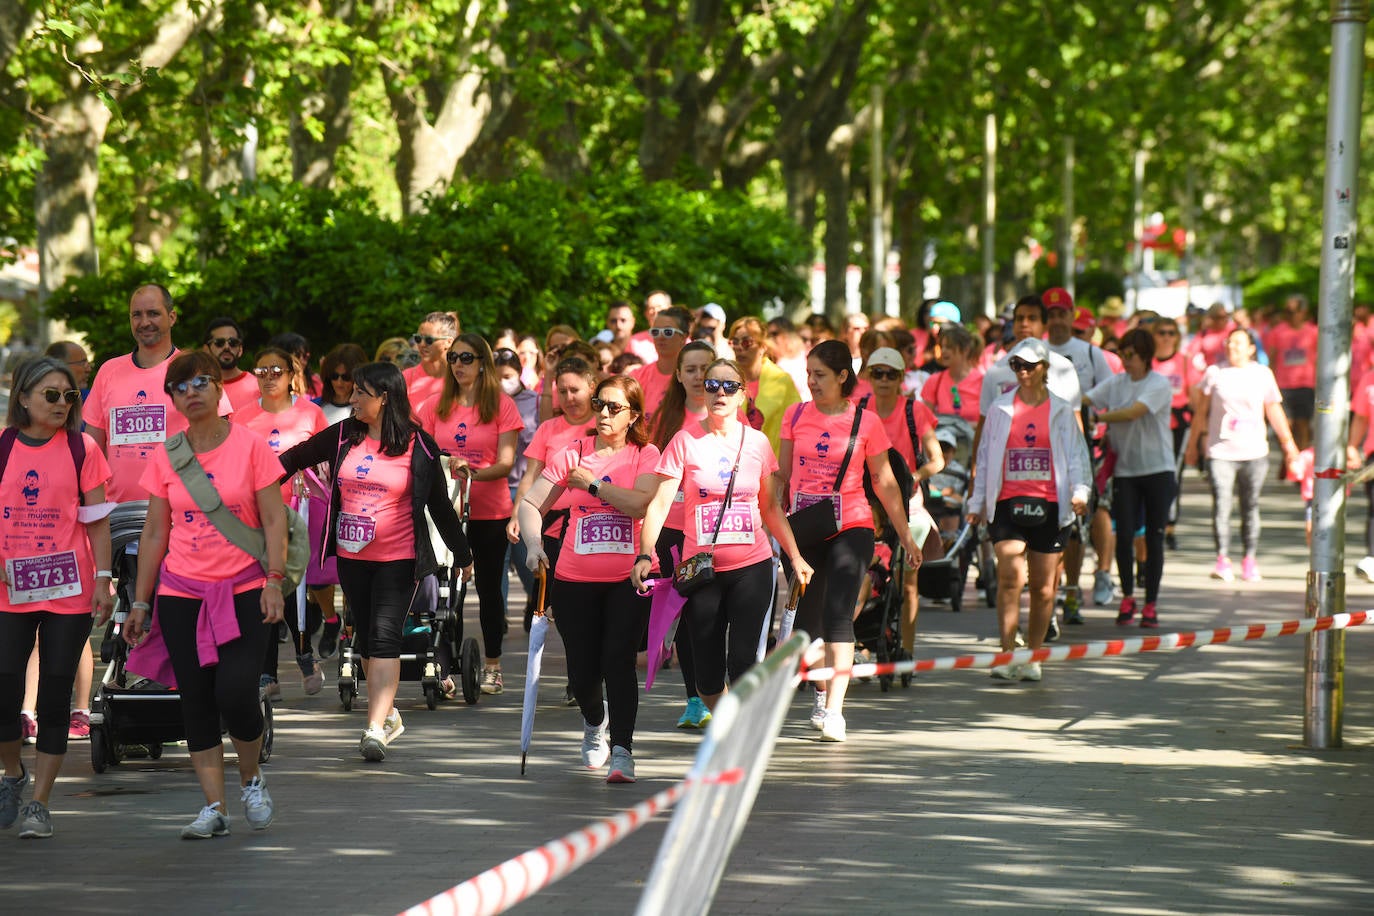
top-left (2, 468), bottom-right (1371, 915)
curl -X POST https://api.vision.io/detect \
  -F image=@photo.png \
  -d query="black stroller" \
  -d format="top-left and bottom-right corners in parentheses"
top-left (90, 501), bottom-right (274, 772)
top-left (852, 529), bottom-right (910, 691)
top-left (916, 415), bottom-right (992, 612)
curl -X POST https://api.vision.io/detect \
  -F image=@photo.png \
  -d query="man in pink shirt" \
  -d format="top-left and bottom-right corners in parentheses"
top-left (203, 317), bottom-right (258, 411)
top-left (1186, 303), bottom-right (1234, 373)
top-left (626, 290), bottom-right (670, 365)
top-left (1264, 294), bottom-right (1319, 451)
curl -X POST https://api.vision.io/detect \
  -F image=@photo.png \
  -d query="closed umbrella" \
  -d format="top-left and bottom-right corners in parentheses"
top-left (519, 566), bottom-right (549, 776)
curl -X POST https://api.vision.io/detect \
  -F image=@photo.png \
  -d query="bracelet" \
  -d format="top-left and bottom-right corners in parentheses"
top-left (131, 601), bottom-right (152, 612)
top-left (264, 580), bottom-right (283, 591)
top-left (96, 569), bottom-right (112, 579)
top-left (266, 570), bottom-right (286, 580)
top-left (634, 554), bottom-right (653, 565)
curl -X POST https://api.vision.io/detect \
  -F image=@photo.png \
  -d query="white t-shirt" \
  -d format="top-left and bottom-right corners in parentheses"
top-left (979, 349), bottom-right (1082, 417)
top-left (1086, 372), bottom-right (1175, 477)
top-left (1047, 336), bottom-right (1117, 396)
top-left (1199, 363), bottom-right (1281, 463)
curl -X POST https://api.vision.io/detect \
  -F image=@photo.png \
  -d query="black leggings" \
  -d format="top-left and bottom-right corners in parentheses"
top-left (795, 527), bottom-right (875, 644)
top-left (262, 592), bottom-right (323, 679)
top-left (684, 559), bottom-right (774, 696)
top-left (0, 612), bottom-right (90, 756)
top-left (468, 518), bottom-right (511, 659)
top-left (158, 592), bottom-right (270, 753)
top-left (1113, 472), bottom-right (1174, 604)
top-left (336, 558), bottom-right (417, 659)
top-left (654, 527), bottom-right (700, 701)
top-left (551, 578), bottom-right (648, 752)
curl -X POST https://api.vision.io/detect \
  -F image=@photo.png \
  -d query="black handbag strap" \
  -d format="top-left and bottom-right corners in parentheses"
top-left (704, 423), bottom-right (748, 549)
top-left (829, 405), bottom-right (865, 495)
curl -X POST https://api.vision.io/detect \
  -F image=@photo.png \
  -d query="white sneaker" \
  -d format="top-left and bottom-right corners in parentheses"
top-left (1357, 556), bottom-right (1374, 582)
top-left (359, 725), bottom-right (387, 762)
top-left (819, 713), bottom-right (847, 742)
top-left (382, 709), bottom-right (405, 745)
top-left (1019, 661), bottom-right (1043, 682)
top-left (581, 717), bottom-right (610, 769)
top-left (990, 663), bottom-right (1021, 680)
top-left (809, 690), bottom-right (828, 730)
top-left (181, 803), bottom-right (230, 839)
top-left (241, 775), bottom-right (273, 830)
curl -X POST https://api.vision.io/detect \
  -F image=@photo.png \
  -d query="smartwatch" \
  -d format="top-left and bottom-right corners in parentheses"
top-left (587, 481), bottom-right (600, 497)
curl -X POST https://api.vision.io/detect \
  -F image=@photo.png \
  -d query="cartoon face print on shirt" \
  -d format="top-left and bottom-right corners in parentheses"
top-left (22, 470), bottom-right (40, 506)
top-left (268, 428), bottom-right (282, 451)
top-left (134, 390), bottom-right (148, 405)
top-left (816, 431), bottom-right (831, 458)
top-left (355, 455), bottom-right (374, 478)
top-left (1023, 423), bottom-right (1038, 448)
top-left (454, 423), bottom-right (468, 450)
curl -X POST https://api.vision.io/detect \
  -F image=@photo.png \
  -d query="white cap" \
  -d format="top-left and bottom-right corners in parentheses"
top-left (1007, 337), bottom-right (1050, 364)
top-left (700, 303), bottom-right (727, 323)
top-left (865, 347), bottom-right (906, 372)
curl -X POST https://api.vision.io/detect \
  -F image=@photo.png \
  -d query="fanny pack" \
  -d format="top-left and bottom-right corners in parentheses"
top-left (1008, 495), bottom-right (1053, 528)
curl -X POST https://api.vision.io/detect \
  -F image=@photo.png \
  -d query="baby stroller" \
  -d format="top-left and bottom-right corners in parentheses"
top-left (916, 416), bottom-right (990, 612)
top-left (852, 532), bottom-right (910, 691)
top-left (336, 475), bottom-right (482, 711)
top-left (90, 501), bottom-right (274, 772)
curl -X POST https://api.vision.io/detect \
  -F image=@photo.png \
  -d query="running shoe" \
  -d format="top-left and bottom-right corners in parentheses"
top-left (481, 666), bottom-right (504, 695)
top-left (359, 725), bottom-right (387, 762)
top-left (606, 746), bottom-right (636, 783)
top-left (18, 801), bottom-right (52, 839)
top-left (1241, 556), bottom-right (1262, 582)
top-left (1165, 531), bottom-right (1179, 551)
top-left (301, 659), bottom-right (325, 696)
top-left (0, 762), bottom-right (28, 829)
top-left (990, 663), bottom-right (1021, 680)
top-left (67, 710), bottom-right (90, 740)
top-left (1063, 588), bottom-right (1084, 625)
top-left (317, 617), bottom-right (342, 659)
top-left (1358, 556), bottom-right (1374, 582)
top-left (809, 690), bottom-right (828, 730)
top-left (1140, 603), bottom-right (1159, 629)
top-left (1092, 570), bottom-right (1114, 606)
top-left (259, 675), bottom-right (281, 701)
top-left (382, 709), bottom-right (406, 745)
top-left (581, 717), bottom-right (610, 769)
top-left (1116, 596), bottom-right (1137, 626)
top-left (564, 682), bottom-right (578, 707)
top-left (819, 713), bottom-right (847, 742)
top-left (1045, 613), bottom-right (1061, 643)
top-left (181, 803), bottom-right (230, 839)
top-left (1211, 556), bottom-right (1234, 582)
top-left (676, 696), bottom-right (711, 729)
top-left (20, 712), bottom-right (36, 745)
top-left (1019, 661), bottom-right (1043, 682)
top-left (241, 775), bottom-right (273, 830)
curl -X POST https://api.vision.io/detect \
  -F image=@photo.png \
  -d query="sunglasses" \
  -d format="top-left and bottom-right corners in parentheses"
top-left (253, 365), bottom-right (289, 379)
top-left (411, 334), bottom-right (451, 346)
top-left (650, 327), bottom-right (682, 339)
top-left (703, 378), bottom-right (744, 395)
top-left (729, 336), bottom-right (758, 350)
top-left (39, 387), bottom-right (80, 405)
top-left (447, 350), bottom-right (479, 365)
top-left (330, 372), bottom-right (353, 381)
top-left (207, 336), bottom-right (242, 349)
top-left (166, 375), bottom-right (215, 396)
top-left (590, 397), bottom-right (631, 416)
top-left (494, 348), bottom-right (517, 360)
top-left (1008, 358), bottom-right (1042, 373)
top-left (1154, 329), bottom-right (1178, 336)
top-left (868, 367), bottom-right (902, 382)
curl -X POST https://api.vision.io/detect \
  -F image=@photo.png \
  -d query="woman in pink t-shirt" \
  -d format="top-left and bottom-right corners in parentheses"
top-left (517, 375), bottom-right (661, 784)
top-left (233, 346), bottom-right (330, 697)
top-left (779, 340), bottom-right (923, 743)
top-left (920, 324), bottom-right (984, 424)
top-left (0, 357), bottom-right (114, 839)
top-left (636, 359), bottom-right (813, 714)
top-left (416, 334), bottom-right (524, 696)
top-left (125, 351), bottom-right (288, 839)
top-left (1150, 317), bottom-right (1194, 547)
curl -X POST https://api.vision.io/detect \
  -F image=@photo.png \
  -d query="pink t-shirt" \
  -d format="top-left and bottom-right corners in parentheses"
top-left (921, 368), bottom-right (983, 423)
top-left (657, 424), bottom-right (777, 573)
top-left (222, 372), bottom-right (261, 412)
top-left (0, 433), bottom-right (112, 614)
top-left (542, 443), bottom-right (661, 582)
top-left (1152, 352), bottom-right (1197, 414)
top-left (627, 332), bottom-right (659, 365)
top-left (232, 398), bottom-right (329, 501)
top-left (416, 394), bottom-right (525, 520)
top-left (1187, 326), bottom-right (1233, 371)
top-left (1200, 363), bottom-right (1282, 462)
top-left (782, 403), bottom-right (890, 532)
top-left (999, 397), bottom-right (1056, 501)
top-left (85, 352), bottom-right (230, 503)
top-left (335, 437), bottom-right (416, 562)
top-left (865, 397), bottom-right (936, 478)
top-left (1350, 366), bottom-right (1374, 456)
top-left (404, 364), bottom-right (446, 407)
top-left (1292, 448), bottom-right (1316, 503)
top-left (660, 407), bottom-right (706, 531)
top-left (630, 363), bottom-right (676, 425)
top-left (139, 424), bottom-right (284, 596)
top-left (1265, 321), bottom-right (1318, 389)
top-left (525, 413), bottom-right (593, 539)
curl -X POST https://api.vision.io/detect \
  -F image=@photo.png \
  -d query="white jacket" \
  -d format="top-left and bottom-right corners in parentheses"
top-left (970, 389), bottom-right (1092, 530)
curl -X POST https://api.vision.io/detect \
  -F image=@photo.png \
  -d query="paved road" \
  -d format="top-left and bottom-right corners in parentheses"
top-left (3, 465), bottom-right (1372, 915)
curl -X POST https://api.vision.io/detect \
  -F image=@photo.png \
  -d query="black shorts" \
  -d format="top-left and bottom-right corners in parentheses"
top-left (988, 499), bottom-right (1069, 553)
top-left (1281, 387), bottom-right (1315, 421)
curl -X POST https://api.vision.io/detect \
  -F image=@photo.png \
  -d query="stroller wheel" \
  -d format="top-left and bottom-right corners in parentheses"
top-left (147, 743), bottom-right (164, 760)
top-left (879, 674), bottom-right (892, 693)
top-left (91, 728), bottom-right (110, 773)
top-left (340, 682), bottom-right (355, 712)
top-left (425, 684), bottom-right (440, 710)
top-left (460, 637), bottom-right (482, 705)
top-left (950, 588), bottom-right (963, 613)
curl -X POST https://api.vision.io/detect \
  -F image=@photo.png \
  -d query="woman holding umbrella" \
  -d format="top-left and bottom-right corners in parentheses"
top-left (517, 375), bottom-right (660, 783)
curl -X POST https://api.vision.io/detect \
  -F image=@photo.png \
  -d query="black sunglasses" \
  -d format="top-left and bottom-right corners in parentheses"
top-left (330, 372), bottom-right (352, 381)
top-left (590, 397), bottom-right (631, 416)
top-left (868, 367), bottom-right (902, 382)
top-left (411, 334), bottom-right (451, 346)
top-left (1008, 357), bottom-right (1042, 373)
top-left (166, 375), bottom-right (215, 396)
top-left (39, 387), bottom-right (81, 405)
top-left (207, 336), bottom-right (242, 349)
top-left (253, 365), bottom-right (288, 379)
top-left (703, 378), bottom-right (744, 395)
top-left (447, 350), bottom-right (479, 365)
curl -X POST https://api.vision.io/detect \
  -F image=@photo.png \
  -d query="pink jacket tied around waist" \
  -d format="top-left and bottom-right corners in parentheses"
top-left (126, 564), bottom-right (263, 689)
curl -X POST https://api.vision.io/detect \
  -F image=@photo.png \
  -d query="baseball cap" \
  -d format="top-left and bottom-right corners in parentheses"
top-left (935, 427), bottom-right (959, 449)
top-left (1072, 307), bottom-right (1095, 331)
top-left (700, 303), bottom-right (727, 323)
top-left (865, 347), bottom-right (906, 372)
top-left (929, 300), bottom-right (962, 324)
top-left (1007, 338), bottom-right (1050, 365)
top-left (1042, 287), bottom-right (1074, 311)
top-left (592, 329), bottom-right (615, 344)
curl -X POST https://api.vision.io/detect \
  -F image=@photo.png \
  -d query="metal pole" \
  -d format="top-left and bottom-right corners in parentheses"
top-left (1062, 136), bottom-right (1075, 296)
top-left (1129, 149), bottom-right (1146, 313)
top-left (982, 113), bottom-right (997, 318)
top-left (1305, 0), bottom-right (1367, 750)
top-left (870, 84), bottom-right (885, 316)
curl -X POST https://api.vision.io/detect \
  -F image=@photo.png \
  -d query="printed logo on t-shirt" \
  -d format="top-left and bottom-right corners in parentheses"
top-left (1023, 423), bottom-right (1038, 447)
top-left (715, 456), bottom-right (732, 484)
top-left (135, 390), bottom-right (148, 404)
top-left (21, 470), bottom-right (40, 506)
top-left (816, 432), bottom-right (831, 457)
top-left (268, 428), bottom-right (281, 451)
top-left (355, 455), bottom-right (374, 478)
top-left (454, 423), bottom-right (468, 449)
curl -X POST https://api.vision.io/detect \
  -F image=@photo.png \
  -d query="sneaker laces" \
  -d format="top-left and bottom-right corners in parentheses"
top-left (19, 801), bottom-right (49, 825)
top-left (241, 778), bottom-right (266, 808)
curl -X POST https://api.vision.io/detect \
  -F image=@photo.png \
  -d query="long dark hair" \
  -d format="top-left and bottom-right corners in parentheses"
top-left (348, 361), bottom-right (417, 457)
top-left (652, 340), bottom-right (716, 450)
top-left (7, 357), bottom-right (81, 431)
top-left (319, 343), bottom-right (367, 407)
top-left (808, 339), bottom-right (857, 396)
top-left (437, 333), bottom-right (500, 424)
top-left (591, 375), bottom-right (650, 447)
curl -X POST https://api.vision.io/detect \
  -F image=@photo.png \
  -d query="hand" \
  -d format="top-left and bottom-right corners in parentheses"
top-left (459, 563), bottom-right (476, 583)
top-left (92, 578), bottom-right (115, 625)
top-left (790, 556), bottom-right (815, 590)
top-left (566, 466), bottom-right (595, 492)
top-left (505, 517), bottom-right (521, 544)
top-left (630, 557), bottom-right (653, 593)
top-left (901, 534), bottom-right (924, 568)
top-left (124, 606), bottom-right (148, 646)
top-left (966, 511), bottom-right (983, 527)
top-left (525, 545), bottom-right (549, 574)
top-left (260, 586), bottom-right (285, 624)
top-left (1348, 447), bottom-right (1364, 471)
top-left (447, 456), bottom-right (472, 480)
top-left (1071, 496), bottom-right (1089, 517)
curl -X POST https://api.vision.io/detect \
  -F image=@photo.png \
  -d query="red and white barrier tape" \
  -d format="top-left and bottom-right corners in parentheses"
top-left (801, 610), bottom-right (1372, 681)
top-left (400, 768), bottom-right (744, 916)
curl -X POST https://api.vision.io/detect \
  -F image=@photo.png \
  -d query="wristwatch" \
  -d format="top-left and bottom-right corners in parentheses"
top-left (587, 481), bottom-right (600, 497)
top-left (635, 554), bottom-right (653, 565)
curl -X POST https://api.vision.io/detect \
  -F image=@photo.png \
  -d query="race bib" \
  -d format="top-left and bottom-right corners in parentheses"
top-left (794, 491), bottom-right (842, 525)
top-left (694, 502), bottom-right (755, 546)
top-left (1006, 448), bottom-right (1052, 482)
top-left (1283, 347), bottom-right (1307, 367)
top-left (573, 512), bottom-right (634, 555)
top-left (337, 512), bottom-right (377, 554)
top-left (109, 404), bottom-right (167, 445)
top-left (7, 551), bottom-right (81, 605)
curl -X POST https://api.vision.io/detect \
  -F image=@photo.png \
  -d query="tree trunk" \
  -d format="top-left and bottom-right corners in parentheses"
top-left (818, 129), bottom-right (853, 327)
top-left (35, 92), bottom-right (111, 301)
top-left (894, 183), bottom-right (924, 324)
top-left (290, 0), bottom-right (359, 188)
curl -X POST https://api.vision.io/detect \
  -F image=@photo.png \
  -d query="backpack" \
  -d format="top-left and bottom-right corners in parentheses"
top-left (0, 428), bottom-right (87, 505)
top-left (855, 396), bottom-right (918, 508)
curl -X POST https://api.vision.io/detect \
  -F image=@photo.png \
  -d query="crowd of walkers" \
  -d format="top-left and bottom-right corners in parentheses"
top-left (0, 281), bottom-right (1337, 840)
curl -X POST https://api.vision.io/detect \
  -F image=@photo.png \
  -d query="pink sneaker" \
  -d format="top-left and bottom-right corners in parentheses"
top-left (1241, 557), bottom-right (1261, 582)
top-left (20, 712), bottom-right (36, 745)
top-left (1211, 556), bottom-right (1235, 582)
top-left (68, 711), bottom-right (91, 740)
top-left (1115, 596), bottom-right (1137, 625)
top-left (1140, 603), bottom-right (1159, 628)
